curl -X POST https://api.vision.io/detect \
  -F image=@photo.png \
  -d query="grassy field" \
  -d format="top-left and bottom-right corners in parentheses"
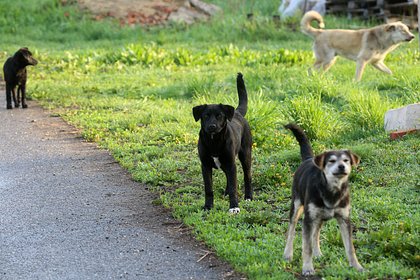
top-left (1, 0), bottom-right (419, 279)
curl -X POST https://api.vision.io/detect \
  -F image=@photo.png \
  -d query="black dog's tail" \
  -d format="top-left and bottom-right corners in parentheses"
top-left (285, 123), bottom-right (314, 161)
top-left (236, 73), bottom-right (248, 117)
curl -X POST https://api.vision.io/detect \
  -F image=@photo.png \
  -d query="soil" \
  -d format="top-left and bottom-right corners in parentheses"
top-left (74, 0), bottom-right (211, 25)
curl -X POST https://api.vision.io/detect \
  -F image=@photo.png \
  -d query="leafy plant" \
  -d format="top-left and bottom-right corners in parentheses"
top-left (283, 93), bottom-right (345, 140)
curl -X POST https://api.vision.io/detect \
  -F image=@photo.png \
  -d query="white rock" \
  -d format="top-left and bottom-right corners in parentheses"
top-left (384, 103), bottom-right (420, 132)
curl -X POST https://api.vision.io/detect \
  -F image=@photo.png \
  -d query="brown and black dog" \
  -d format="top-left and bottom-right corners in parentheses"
top-left (283, 124), bottom-right (363, 276)
top-left (3, 47), bottom-right (38, 109)
top-left (192, 73), bottom-right (252, 214)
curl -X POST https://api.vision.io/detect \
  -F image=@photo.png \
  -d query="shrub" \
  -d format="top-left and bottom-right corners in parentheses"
top-left (282, 93), bottom-right (345, 140)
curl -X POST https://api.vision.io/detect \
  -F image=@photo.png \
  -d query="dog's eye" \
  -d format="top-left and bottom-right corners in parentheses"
top-left (343, 159), bottom-right (349, 163)
top-left (203, 114), bottom-right (210, 120)
top-left (329, 160), bottom-right (336, 163)
top-left (216, 114), bottom-right (223, 120)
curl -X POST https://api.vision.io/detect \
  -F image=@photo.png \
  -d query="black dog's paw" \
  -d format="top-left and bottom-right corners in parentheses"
top-left (203, 204), bottom-right (213, 211)
top-left (7, 104), bottom-right (13, 109)
top-left (22, 104), bottom-right (28, 109)
top-left (229, 207), bottom-right (240, 214)
top-left (244, 195), bottom-right (253, 201)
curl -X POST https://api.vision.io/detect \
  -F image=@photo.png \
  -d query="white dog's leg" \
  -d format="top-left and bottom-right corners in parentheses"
top-left (355, 59), bottom-right (368, 81)
top-left (372, 61), bottom-right (392, 75)
top-left (323, 57), bottom-right (337, 72)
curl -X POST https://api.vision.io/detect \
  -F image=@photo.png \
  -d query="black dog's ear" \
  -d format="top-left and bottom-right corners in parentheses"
top-left (345, 150), bottom-right (360, 167)
top-left (15, 48), bottom-right (28, 57)
top-left (313, 153), bottom-right (326, 170)
top-left (192, 105), bottom-right (206, 122)
top-left (14, 49), bottom-right (23, 57)
top-left (221, 104), bottom-right (235, 121)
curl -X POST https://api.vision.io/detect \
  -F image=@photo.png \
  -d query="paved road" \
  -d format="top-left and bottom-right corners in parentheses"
top-left (0, 102), bottom-right (242, 280)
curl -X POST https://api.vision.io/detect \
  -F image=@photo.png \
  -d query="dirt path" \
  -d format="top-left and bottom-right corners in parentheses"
top-left (0, 101), bottom-right (244, 279)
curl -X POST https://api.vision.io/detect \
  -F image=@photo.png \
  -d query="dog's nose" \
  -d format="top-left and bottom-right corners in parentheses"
top-left (338, 164), bottom-right (345, 170)
top-left (208, 124), bottom-right (217, 131)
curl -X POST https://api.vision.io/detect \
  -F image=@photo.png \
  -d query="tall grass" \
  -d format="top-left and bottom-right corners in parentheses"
top-left (344, 90), bottom-right (393, 132)
top-left (283, 93), bottom-right (345, 140)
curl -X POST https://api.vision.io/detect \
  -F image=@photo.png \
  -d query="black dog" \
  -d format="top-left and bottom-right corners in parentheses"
top-left (3, 47), bottom-right (38, 109)
top-left (192, 73), bottom-right (252, 214)
top-left (283, 124), bottom-right (363, 276)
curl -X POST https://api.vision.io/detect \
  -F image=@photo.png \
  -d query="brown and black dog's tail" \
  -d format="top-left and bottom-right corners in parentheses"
top-left (236, 72), bottom-right (248, 117)
top-left (285, 123), bottom-right (314, 162)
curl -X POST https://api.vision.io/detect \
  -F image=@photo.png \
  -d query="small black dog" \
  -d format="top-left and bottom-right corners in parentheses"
top-left (283, 124), bottom-right (363, 276)
top-left (3, 47), bottom-right (38, 109)
top-left (192, 73), bottom-right (252, 214)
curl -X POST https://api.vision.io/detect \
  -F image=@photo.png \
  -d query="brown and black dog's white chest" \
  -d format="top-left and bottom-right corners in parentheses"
top-left (296, 161), bottom-right (351, 221)
top-left (307, 188), bottom-right (350, 221)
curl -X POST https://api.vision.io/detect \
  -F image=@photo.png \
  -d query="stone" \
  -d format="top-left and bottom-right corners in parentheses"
top-left (384, 103), bottom-right (420, 132)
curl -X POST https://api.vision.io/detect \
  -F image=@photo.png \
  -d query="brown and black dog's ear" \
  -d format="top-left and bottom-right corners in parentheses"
top-left (193, 105), bottom-right (206, 122)
top-left (220, 104), bottom-right (235, 121)
top-left (345, 150), bottom-right (360, 167)
top-left (313, 152), bottom-right (326, 170)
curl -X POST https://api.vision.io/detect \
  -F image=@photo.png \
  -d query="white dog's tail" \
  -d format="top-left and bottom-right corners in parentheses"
top-left (300, 11), bottom-right (324, 38)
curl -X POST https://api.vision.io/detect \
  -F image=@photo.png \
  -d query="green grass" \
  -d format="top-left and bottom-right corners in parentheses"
top-left (1, 0), bottom-right (419, 278)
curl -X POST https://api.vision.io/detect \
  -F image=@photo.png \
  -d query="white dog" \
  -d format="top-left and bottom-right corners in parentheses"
top-left (301, 11), bottom-right (415, 81)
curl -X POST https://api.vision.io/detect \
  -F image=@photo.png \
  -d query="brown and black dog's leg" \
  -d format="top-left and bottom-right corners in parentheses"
top-left (5, 84), bottom-right (13, 109)
top-left (302, 213), bottom-right (316, 276)
top-left (312, 220), bottom-right (323, 257)
top-left (336, 215), bottom-right (364, 271)
top-left (283, 199), bottom-right (303, 261)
